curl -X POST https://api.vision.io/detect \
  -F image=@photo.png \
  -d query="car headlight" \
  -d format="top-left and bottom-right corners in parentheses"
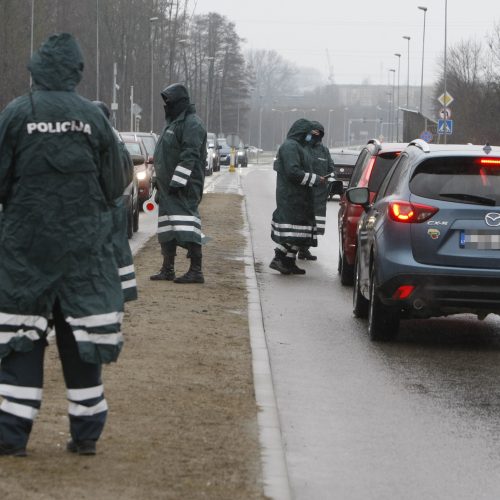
top-left (136, 171), bottom-right (147, 181)
top-left (237, 151), bottom-right (244, 156)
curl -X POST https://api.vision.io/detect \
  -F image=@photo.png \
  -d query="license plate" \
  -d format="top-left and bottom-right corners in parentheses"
top-left (460, 230), bottom-right (500, 249)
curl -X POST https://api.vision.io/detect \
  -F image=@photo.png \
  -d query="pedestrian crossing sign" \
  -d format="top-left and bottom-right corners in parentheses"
top-left (437, 119), bottom-right (453, 135)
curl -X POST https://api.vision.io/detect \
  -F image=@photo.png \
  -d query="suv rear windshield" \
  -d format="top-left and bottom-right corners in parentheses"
top-left (410, 156), bottom-right (500, 206)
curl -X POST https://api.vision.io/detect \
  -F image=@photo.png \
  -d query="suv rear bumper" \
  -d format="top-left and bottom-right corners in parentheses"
top-left (379, 273), bottom-right (500, 318)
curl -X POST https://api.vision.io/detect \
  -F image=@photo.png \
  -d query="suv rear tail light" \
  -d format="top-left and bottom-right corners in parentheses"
top-left (478, 158), bottom-right (500, 166)
top-left (388, 201), bottom-right (438, 223)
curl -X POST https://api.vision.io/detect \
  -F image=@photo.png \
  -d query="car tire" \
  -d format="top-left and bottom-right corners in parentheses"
top-left (353, 255), bottom-right (369, 318)
top-left (368, 267), bottom-right (399, 341)
top-left (340, 248), bottom-right (354, 286)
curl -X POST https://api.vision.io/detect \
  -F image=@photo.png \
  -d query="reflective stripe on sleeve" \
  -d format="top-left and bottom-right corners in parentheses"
top-left (175, 166), bottom-right (191, 176)
top-left (171, 175), bottom-right (188, 186)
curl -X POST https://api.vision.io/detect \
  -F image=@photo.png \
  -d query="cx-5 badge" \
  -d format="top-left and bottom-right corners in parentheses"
top-left (485, 212), bottom-right (500, 227)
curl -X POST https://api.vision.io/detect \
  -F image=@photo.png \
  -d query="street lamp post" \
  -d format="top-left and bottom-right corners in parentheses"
top-left (403, 35), bottom-right (411, 108)
top-left (443, 0), bottom-right (448, 144)
top-left (394, 53), bottom-right (401, 141)
top-left (149, 17), bottom-right (159, 132)
top-left (389, 69), bottom-right (396, 141)
top-left (343, 107), bottom-right (348, 146)
top-left (418, 6), bottom-right (428, 113)
top-left (327, 109), bottom-right (334, 147)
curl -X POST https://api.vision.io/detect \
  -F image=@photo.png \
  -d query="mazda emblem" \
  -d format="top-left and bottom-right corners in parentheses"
top-left (485, 212), bottom-right (500, 227)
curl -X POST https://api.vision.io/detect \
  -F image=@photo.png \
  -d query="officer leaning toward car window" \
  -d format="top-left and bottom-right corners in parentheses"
top-left (298, 121), bottom-right (334, 261)
top-left (270, 118), bottom-right (327, 275)
top-left (150, 83), bottom-right (208, 284)
top-left (0, 33), bottom-right (126, 457)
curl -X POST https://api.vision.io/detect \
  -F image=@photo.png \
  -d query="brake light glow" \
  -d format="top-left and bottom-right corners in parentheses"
top-left (479, 158), bottom-right (500, 165)
top-left (392, 285), bottom-right (415, 300)
top-left (388, 201), bottom-right (438, 223)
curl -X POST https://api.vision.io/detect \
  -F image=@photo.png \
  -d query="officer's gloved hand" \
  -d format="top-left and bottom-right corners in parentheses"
top-left (168, 185), bottom-right (181, 195)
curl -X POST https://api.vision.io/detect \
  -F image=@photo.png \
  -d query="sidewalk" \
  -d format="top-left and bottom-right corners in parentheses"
top-left (0, 193), bottom-right (267, 500)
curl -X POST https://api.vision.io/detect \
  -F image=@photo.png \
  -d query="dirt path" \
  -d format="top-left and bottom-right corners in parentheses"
top-left (0, 193), bottom-right (266, 500)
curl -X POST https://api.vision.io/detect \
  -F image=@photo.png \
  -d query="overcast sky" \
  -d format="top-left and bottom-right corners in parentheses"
top-left (191, 0), bottom-right (497, 87)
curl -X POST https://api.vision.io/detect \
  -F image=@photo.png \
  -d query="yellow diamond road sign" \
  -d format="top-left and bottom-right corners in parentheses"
top-left (438, 92), bottom-right (454, 106)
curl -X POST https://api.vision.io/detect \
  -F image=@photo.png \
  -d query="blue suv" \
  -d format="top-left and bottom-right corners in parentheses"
top-left (347, 139), bottom-right (500, 341)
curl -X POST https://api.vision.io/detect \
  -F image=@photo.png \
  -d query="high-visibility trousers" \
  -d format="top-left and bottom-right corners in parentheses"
top-left (0, 301), bottom-right (107, 449)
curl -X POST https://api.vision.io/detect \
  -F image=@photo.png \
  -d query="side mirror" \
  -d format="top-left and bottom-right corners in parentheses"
top-left (147, 155), bottom-right (154, 164)
top-left (346, 187), bottom-right (370, 206)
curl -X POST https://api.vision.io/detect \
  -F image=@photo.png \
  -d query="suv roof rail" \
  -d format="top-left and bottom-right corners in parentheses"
top-left (408, 138), bottom-right (430, 153)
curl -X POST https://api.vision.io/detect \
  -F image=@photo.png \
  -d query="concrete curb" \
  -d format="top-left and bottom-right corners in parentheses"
top-left (241, 194), bottom-right (292, 500)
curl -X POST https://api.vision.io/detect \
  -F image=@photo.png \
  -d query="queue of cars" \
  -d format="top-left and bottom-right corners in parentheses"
top-left (335, 137), bottom-right (500, 342)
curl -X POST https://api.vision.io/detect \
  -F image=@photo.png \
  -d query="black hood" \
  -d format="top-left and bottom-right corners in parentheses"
top-left (286, 119), bottom-right (314, 143)
top-left (28, 33), bottom-right (84, 91)
top-left (310, 121), bottom-right (325, 137)
top-left (161, 83), bottom-right (191, 120)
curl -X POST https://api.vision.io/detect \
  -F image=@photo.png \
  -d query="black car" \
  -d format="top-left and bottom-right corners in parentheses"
top-left (328, 148), bottom-right (360, 199)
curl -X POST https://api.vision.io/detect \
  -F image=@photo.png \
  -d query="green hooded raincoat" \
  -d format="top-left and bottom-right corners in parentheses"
top-left (307, 121), bottom-right (334, 235)
top-left (154, 95), bottom-right (207, 247)
top-left (271, 119), bottom-right (321, 247)
top-left (0, 33), bottom-right (126, 364)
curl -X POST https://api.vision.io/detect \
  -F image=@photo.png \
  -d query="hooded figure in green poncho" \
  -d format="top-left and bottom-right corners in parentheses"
top-left (150, 83), bottom-right (207, 284)
top-left (297, 120), bottom-right (334, 261)
top-left (0, 33), bottom-right (126, 457)
top-left (269, 118), bottom-right (327, 275)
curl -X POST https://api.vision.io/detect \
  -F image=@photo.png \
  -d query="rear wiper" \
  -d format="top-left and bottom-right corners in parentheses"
top-left (439, 192), bottom-right (497, 206)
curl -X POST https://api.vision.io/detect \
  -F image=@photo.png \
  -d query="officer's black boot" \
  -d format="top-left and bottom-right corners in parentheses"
top-left (284, 256), bottom-right (306, 275)
top-left (269, 249), bottom-right (292, 275)
top-left (297, 247), bottom-right (317, 261)
top-left (150, 254), bottom-right (176, 281)
top-left (174, 244), bottom-right (204, 283)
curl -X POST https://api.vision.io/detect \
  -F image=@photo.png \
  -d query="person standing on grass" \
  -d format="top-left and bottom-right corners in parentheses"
top-left (0, 33), bottom-right (126, 457)
top-left (150, 83), bottom-right (208, 284)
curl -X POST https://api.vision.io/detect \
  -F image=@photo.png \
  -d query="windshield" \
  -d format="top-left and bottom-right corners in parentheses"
top-left (140, 136), bottom-right (156, 156)
top-left (410, 156), bottom-right (500, 206)
top-left (124, 142), bottom-right (142, 156)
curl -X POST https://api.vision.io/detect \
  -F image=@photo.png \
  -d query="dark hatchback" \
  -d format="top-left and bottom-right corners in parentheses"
top-left (328, 148), bottom-right (360, 199)
top-left (349, 140), bottom-right (500, 341)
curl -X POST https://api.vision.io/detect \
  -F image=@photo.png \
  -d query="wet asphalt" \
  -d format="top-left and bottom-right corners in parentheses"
top-left (242, 163), bottom-right (500, 500)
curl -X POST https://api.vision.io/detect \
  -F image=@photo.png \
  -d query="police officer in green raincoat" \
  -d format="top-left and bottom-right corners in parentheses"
top-left (0, 33), bottom-right (126, 456)
top-left (298, 121), bottom-right (334, 261)
top-left (270, 118), bottom-right (327, 275)
top-left (150, 83), bottom-right (207, 284)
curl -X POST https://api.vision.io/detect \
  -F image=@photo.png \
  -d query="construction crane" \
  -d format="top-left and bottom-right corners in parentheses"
top-left (326, 49), bottom-right (334, 84)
